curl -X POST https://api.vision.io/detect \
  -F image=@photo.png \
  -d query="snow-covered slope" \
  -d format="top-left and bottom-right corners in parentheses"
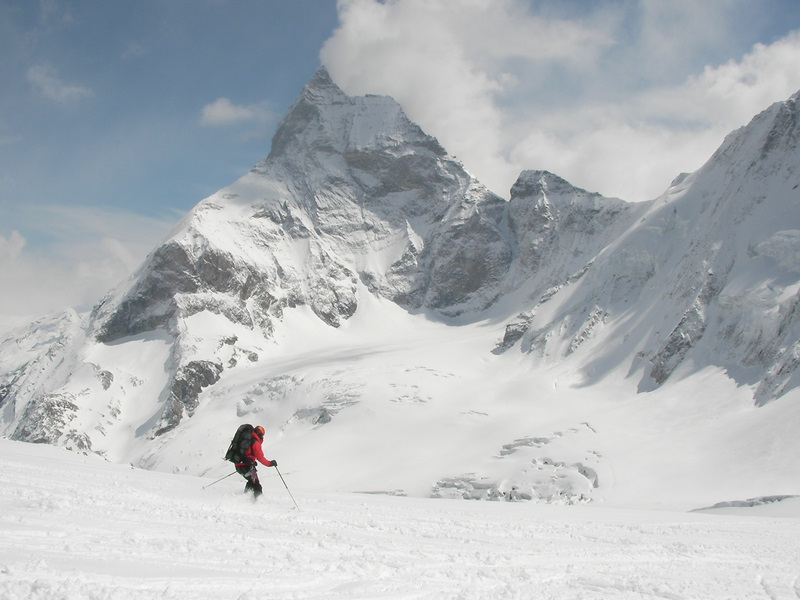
top-left (498, 90), bottom-right (800, 403)
top-left (3, 438), bottom-right (800, 600)
top-left (1, 70), bottom-right (799, 508)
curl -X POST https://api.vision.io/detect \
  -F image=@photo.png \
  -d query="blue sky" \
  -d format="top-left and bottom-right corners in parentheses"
top-left (2, 0), bottom-right (800, 326)
top-left (0, 1), bottom-right (337, 244)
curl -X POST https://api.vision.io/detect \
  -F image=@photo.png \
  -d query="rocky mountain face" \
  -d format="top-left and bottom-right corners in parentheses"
top-left (1, 69), bottom-right (798, 478)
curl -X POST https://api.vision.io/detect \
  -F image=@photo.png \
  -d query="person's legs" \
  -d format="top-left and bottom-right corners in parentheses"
top-left (248, 468), bottom-right (263, 497)
top-left (236, 463), bottom-right (258, 495)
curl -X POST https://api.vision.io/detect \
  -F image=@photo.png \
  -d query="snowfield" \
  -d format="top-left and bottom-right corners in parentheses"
top-left (2, 438), bottom-right (799, 600)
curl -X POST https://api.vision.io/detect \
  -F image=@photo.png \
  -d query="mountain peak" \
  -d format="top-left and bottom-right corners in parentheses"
top-left (306, 65), bottom-right (338, 91)
top-left (294, 66), bottom-right (350, 109)
top-left (267, 66), bottom-right (446, 163)
top-left (510, 170), bottom-right (599, 200)
top-left (705, 87), bottom-right (800, 173)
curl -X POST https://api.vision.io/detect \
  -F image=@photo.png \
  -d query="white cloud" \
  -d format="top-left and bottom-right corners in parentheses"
top-left (321, 0), bottom-right (800, 200)
top-left (26, 64), bottom-right (92, 103)
top-left (511, 30), bottom-right (800, 200)
top-left (322, 0), bottom-right (612, 195)
top-left (200, 97), bottom-right (273, 127)
top-left (651, 31), bottom-right (800, 126)
top-left (0, 230), bottom-right (26, 260)
top-left (0, 206), bottom-right (176, 322)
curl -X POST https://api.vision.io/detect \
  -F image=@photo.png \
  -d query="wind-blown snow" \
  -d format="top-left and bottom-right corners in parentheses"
top-left (2, 438), bottom-right (799, 600)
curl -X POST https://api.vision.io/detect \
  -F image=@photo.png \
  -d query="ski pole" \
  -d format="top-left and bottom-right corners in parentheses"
top-left (203, 471), bottom-right (237, 490)
top-left (274, 466), bottom-right (300, 510)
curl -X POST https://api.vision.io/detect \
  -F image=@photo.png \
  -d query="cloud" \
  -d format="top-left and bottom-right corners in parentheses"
top-left (647, 31), bottom-right (800, 126)
top-left (0, 230), bottom-right (26, 260)
top-left (510, 30), bottom-right (800, 200)
top-left (37, 0), bottom-right (75, 28)
top-left (200, 97), bottom-right (273, 127)
top-left (26, 64), bottom-right (92, 103)
top-left (321, 0), bottom-right (800, 200)
top-left (322, 0), bottom-right (612, 195)
top-left (0, 206), bottom-right (176, 322)
top-left (22, 204), bottom-right (179, 277)
top-left (121, 42), bottom-right (147, 60)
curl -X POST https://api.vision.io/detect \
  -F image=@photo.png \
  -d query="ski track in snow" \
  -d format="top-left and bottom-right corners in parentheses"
top-left (2, 440), bottom-right (800, 600)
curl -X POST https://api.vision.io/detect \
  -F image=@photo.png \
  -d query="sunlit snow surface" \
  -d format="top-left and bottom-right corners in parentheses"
top-left (1, 438), bottom-right (799, 599)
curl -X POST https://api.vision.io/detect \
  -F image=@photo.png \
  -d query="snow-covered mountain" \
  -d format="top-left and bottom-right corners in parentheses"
top-left (1, 69), bottom-right (799, 507)
top-left (499, 90), bottom-right (800, 404)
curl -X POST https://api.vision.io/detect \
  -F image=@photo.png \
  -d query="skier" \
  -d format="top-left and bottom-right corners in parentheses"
top-left (234, 425), bottom-right (277, 497)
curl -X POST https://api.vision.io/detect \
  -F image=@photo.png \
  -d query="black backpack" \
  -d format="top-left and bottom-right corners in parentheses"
top-left (224, 424), bottom-right (254, 463)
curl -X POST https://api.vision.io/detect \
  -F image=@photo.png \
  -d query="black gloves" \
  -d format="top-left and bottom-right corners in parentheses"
top-left (269, 460), bottom-right (278, 467)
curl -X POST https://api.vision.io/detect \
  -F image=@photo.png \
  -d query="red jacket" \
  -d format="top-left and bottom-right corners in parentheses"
top-left (243, 432), bottom-right (273, 467)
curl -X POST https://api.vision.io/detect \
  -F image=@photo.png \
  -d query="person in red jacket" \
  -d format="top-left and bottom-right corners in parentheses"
top-left (235, 425), bottom-right (277, 497)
